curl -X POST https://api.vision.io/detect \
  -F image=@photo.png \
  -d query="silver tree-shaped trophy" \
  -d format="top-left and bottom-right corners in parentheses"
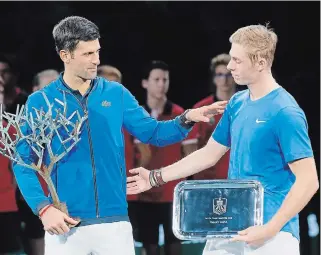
top-left (0, 93), bottom-right (87, 226)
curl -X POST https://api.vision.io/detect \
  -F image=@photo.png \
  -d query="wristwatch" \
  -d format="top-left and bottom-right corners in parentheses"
top-left (179, 109), bottom-right (196, 128)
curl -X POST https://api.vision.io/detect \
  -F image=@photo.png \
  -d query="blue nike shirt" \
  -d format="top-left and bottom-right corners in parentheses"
top-left (212, 86), bottom-right (314, 240)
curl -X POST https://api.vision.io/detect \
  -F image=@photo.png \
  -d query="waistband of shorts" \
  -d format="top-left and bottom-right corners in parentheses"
top-left (75, 215), bottom-right (129, 227)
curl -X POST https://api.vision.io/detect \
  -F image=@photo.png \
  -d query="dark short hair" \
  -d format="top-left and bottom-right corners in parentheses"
top-left (52, 16), bottom-right (100, 54)
top-left (142, 60), bottom-right (169, 79)
top-left (0, 53), bottom-right (17, 73)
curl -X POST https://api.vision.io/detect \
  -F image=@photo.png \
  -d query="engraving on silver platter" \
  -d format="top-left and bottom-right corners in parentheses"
top-left (213, 197), bottom-right (227, 215)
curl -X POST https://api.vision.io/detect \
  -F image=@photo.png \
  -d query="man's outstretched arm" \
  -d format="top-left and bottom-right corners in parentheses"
top-left (127, 138), bottom-right (229, 194)
top-left (127, 92), bottom-right (233, 193)
top-left (162, 138), bottom-right (228, 182)
top-left (122, 86), bottom-right (227, 147)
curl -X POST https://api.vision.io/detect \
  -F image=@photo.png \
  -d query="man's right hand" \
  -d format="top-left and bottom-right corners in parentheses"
top-left (127, 167), bottom-right (152, 194)
top-left (40, 206), bottom-right (80, 235)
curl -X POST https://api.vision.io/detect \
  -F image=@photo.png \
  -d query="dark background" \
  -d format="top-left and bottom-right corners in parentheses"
top-left (0, 1), bottom-right (319, 254)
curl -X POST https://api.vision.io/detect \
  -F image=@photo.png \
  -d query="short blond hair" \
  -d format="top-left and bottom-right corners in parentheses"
top-left (97, 65), bottom-right (122, 82)
top-left (229, 24), bottom-right (278, 67)
top-left (210, 53), bottom-right (231, 73)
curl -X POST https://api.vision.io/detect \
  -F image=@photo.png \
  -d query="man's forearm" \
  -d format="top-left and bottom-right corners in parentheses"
top-left (268, 163), bottom-right (319, 231)
top-left (13, 163), bottom-right (50, 214)
top-left (162, 140), bottom-right (228, 182)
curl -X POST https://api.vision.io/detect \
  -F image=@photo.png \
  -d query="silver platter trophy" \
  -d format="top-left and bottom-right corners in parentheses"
top-left (173, 180), bottom-right (264, 254)
top-left (0, 92), bottom-right (87, 226)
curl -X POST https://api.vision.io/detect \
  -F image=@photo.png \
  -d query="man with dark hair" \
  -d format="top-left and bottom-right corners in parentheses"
top-left (0, 53), bottom-right (28, 114)
top-left (0, 53), bottom-right (28, 255)
top-left (184, 53), bottom-right (237, 181)
top-left (134, 60), bottom-right (192, 255)
top-left (12, 16), bottom-right (226, 255)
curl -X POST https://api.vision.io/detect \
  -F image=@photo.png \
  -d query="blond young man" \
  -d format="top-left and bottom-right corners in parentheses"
top-left (127, 24), bottom-right (319, 255)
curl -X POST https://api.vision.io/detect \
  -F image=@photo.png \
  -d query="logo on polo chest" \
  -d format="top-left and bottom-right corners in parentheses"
top-left (101, 100), bottom-right (111, 107)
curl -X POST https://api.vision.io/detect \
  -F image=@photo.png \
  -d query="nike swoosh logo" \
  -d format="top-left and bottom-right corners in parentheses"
top-left (256, 119), bottom-right (266, 123)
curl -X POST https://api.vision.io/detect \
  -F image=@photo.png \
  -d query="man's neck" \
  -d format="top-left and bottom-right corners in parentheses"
top-left (248, 73), bottom-right (279, 101)
top-left (147, 95), bottom-right (167, 114)
top-left (63, 71), bottom-right (91, 95)
top-left (215, 88), bottom-right (236, 101)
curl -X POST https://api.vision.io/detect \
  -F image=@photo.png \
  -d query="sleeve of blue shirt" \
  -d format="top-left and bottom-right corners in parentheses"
top-left (274, 106), bottom-right (314, 163)
top-left (12, 92), bottom-right (51, 215)
top-left (211, 103), bottom-right (231, 147)
top-left (122, 87), bottom-right (192, 147)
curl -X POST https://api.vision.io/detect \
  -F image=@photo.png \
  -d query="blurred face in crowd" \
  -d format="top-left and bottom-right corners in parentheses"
top-left (213, 64), bottom-right (235, 92)
top-left (227, 43), bottom-right (262, 86)
top-left (100, 73), bottom-right (121, 83)
top-left (33, 73), bottom-right (59, 92)
top-left (60, 39), bottom-right (101, 81)
top-left (38, 75), bottom-right (58, 89)
top-left (0, 62), bottom-right (14, 89)
top-left (142, 69), bottom-right (169, 100)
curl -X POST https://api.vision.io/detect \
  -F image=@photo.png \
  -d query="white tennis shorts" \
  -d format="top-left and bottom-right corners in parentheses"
top-left (202, 231), bottom-right (300, 255)
top-left (45, 221), bottom-right (135, 255)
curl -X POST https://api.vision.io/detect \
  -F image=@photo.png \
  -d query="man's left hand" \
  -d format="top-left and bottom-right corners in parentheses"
top-left (230, 224), bottom-right (279, 247)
